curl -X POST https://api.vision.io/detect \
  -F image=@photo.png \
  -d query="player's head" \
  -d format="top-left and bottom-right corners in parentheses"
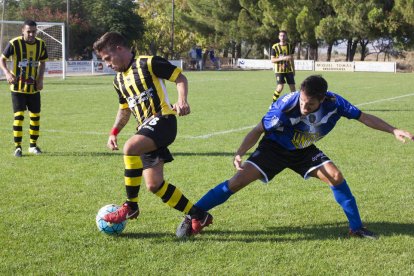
top-left (93, 32), bottom-right (131, 72)
top-left (93, 32), bottom-right (128, 53)
top-left (278, 30), bottom-right (288, 43)
top-left (22, 20), bottom-right (37, 44)
top-left (299, 75), bottom-right (328, 115)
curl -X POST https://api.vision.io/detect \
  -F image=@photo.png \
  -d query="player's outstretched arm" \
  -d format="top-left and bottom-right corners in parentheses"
top-left (358, 112), bottom-right (414, 143)
top-left (234, 122), bottom-right (264, 170)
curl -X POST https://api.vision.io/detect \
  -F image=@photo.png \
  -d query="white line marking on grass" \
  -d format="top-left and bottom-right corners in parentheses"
top-left (185, 92), bottom-right (414, 139)
top-left (0, 128), bottom-right (109, 135)
top-left (188, 78), bottom-right (230, 83)
top-left (182, 125), bottom-right (256, 139)
top-left (42, 129), bottom-right (106, 135)
top-left (1, 93), bottom-right (412, 138)
top-left (354, 93), bottom-right (414, 107)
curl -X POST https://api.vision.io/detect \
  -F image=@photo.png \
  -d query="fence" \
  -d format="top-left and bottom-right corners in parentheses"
top-left (0, 59), bottom-right (396, 80)
top-left (237, 59), bottom-right (396, 73)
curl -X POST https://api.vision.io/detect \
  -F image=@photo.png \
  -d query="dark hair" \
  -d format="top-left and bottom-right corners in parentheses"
top-left (93, 32), bottom-right (129, 52)
top-left (300, 75), bottom-right (328, 100)
top-left (279, 30), bottom-right (288, 36)
top-left (23, 20), bottom-right (37, 27)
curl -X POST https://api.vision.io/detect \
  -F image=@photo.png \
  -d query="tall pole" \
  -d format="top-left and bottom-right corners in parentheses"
top-left (0, 0), bottom-right (5, 54)
top-left (66, 0), bottom-right (70, 60)
top-left (171, 0), bottom-right (174, 59)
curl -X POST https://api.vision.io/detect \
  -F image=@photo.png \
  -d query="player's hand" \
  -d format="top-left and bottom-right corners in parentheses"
top-left (173, 101), bottom-right (191, 116)
top-left (393, 129), bottom-right (414, 143)
top-left (233, 154), bottom-right (243, 171)
top-left (5, 72), bottom-right (16, 84)
top-left (36, 79), bottom-right (43, 91)
top-left (107, 135), bottom-right (119, 150)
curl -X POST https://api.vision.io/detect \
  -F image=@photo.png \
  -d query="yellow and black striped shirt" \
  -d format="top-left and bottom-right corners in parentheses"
top-left (271, 43), bottom-right (294, 73)
top-left (113, 55), bottom-right (181, 127)
top-left (1, 36), bottom-right (48, 93)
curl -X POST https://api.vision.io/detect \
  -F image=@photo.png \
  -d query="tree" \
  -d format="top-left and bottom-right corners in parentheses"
top-left (296, 5), bottom-right (320, 60)
top-left (180, 0), bottom-right (242, 57)
top-left (389, 0), bottom-right (414, 50)
top-left (2, 0), bottom-right (143, 58)
top-left (135, 0), bottom-right (203, 59)
top-left (395, 0), bottom-right (414, 25)
top-left (213, 0), bottom-right (243, 58)
top-left (84, 0), bottom-right (143, 45)
top-left (315, 16), bottom-right (342, 61)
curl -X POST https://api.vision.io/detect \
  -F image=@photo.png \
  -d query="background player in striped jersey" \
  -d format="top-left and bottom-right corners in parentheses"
top-left (93, 32), bottom-right (210, 230)
top-left (270, 30), bottom-right (296, 102)
top-left (0, 20), bottom-right (48, 157)
top-left (178, 75), bottom-right (414, 239)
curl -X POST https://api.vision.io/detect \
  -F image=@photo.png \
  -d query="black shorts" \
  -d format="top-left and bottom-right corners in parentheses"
top-left (12, 92), bottom-right (41, 113)
top-left (136, 115), bottom-right (177, 169)
top-left (275, 73), bottom-right (295, 85)
top-left (246, 139), bottom-right (331, 183)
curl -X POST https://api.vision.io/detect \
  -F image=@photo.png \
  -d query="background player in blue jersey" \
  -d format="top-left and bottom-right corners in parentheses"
top-left (176, 75), bottom-right (414, 239)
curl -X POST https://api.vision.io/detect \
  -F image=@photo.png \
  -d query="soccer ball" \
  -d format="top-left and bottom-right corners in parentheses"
top-left (96, 204), bottom-right (127, 235)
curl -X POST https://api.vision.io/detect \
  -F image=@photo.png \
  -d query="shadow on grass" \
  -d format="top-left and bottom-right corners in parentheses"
top-left (165, 222), bottom-right (414, 243)
top-left (33, 151), bottom-right (236, 157)
top-left (118, 232), bottom-right (173, 239)
top-left (174, 152), bottom-right (236, 157)
top-left (110, 222), bottom-right (414, 242)
top-left (42, 151), bottom-right (123, 157)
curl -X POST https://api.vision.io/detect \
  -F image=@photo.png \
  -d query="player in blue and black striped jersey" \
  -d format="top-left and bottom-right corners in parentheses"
top-left (178, 75), bottom-right (414, 239)
top-left (93, 32), bottom-right (210, 229)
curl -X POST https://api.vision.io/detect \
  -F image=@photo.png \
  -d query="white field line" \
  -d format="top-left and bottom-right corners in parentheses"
top-left (0, 78), bottom-right (232, 96)
top-left (184, 92), bottom-right (414, 139)
top-left (354, 93), bottom-right (414, 107)
top-left (1, 93), bottom-right (413, 138)
top-left (182, 125), bottom-right (256, 139)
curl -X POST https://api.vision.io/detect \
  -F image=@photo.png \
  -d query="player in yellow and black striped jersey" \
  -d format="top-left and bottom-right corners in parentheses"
top-left (270, 30), bottom-right (296, 102)
top-left (93, 32), bottom-right (212, 231)
top-left (0, 20), bottom-right (48, 157)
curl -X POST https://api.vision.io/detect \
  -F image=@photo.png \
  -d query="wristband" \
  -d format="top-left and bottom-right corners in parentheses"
top-left (110, 127), bottom-right (120, 136)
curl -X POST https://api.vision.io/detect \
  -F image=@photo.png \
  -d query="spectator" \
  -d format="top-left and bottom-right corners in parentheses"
top-left (196, 45), bottom-right (203, 70)
top-left (188, 45), bottom-right (197, 70)
top-left (209, 47), bottom-right (221, 70)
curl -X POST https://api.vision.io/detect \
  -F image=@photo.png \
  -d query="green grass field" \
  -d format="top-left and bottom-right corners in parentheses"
top-left (1, 70), bottom-right (414, 275)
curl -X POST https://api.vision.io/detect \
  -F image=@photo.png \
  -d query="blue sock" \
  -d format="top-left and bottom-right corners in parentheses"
top-left (195, 180), bottom-right (233, 211)
top-left (330, 180), bottom-right (363, 231)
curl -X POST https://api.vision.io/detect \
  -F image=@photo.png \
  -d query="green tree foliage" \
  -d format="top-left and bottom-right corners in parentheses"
top-left (181, 0), bottom-right (268, 58)
top-left (180, 0), bottom-right (229, 48)
top-left (2, 0), bottom-right (413, 60)
top-left (296, 6), bottom-right (320, 60)
top-left (326, 0), bottom-right (411, 61)
top-left (315, 16), bottom-right (342, 61)
top-left (390, 0), bottom-right (414, 49)
top-left (83, 0), bottom-right (143, 47)
top-left (135, 0), bottom-right (199, 59)
top-left (238, 0), bottom-right (270, 57)
top-left (2, 0), bottom-right (143, 58)
top-left (395, 0), bottom-right (414, 25)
